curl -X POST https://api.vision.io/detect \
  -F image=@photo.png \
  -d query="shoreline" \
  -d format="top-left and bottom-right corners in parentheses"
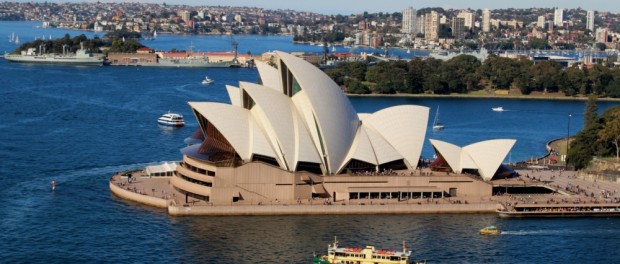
top-left (109, 165), bottom-right (620, 217)
top-left (346, 93), bottom-right (620, 102)
top-left (108, 173), bottom-right (502, 216)
top-left (166, 203), bottom-right (501, 216)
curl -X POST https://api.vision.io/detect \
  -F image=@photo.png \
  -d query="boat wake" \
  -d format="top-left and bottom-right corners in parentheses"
top-left (500, 230), bottom-right (586, 236)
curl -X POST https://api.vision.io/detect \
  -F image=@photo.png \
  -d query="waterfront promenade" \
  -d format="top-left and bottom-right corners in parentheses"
top-left (109, 165), bottom-right (620, 216)
top-left (109, 168), bottom-right (502, 216)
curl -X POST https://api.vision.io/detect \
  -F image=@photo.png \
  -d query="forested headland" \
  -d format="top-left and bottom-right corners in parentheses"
top-left (325, 55), bottom-right (620, 98)
top-left (11, 31), bottom-right (145, 55)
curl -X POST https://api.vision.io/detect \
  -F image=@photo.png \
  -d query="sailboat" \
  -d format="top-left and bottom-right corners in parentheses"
top-left (432, 106), bottom-right (444, 130)
top-left (14, 35), bottom-right (19, 44)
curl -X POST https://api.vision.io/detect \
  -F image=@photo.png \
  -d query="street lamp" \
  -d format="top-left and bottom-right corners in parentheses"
top-left (566, 113), bottom-right (572, 170)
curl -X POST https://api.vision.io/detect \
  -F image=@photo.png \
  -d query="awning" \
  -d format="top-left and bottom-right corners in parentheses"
top-left (145, 162), bottom-right (178, 176)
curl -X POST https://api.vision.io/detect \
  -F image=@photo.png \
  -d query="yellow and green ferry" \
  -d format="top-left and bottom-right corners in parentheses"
top-left (313, 237), bottom-right (425, 264)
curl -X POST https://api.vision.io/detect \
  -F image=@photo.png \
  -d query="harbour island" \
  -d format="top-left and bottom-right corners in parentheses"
top-left (109, 50), bottom-right (620, 216)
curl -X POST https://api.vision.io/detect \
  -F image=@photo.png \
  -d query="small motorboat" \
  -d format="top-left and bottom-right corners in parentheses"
top-left (480, 226), bottom-right (500, 235)
top-left (492, 107), bottom-right (505, 112)
top-left (201, 76), bottom-right (214, 85)
top-left (158, 112), bottom-right (185, 127)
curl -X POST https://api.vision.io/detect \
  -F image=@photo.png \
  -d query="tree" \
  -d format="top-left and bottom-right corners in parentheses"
top-left (586, 64), bottom-right (613, 95)
top-left (561, 66), bottom-right (587, 96)
top-left (598, 109), bottom-right (620, 161)
top-left (345, 62), bottom-right (367, 81)
top-left (345, 79), bottom-right (370, 94)
top-left (584, 95), bottom-right (598, 128)
top-left (595, 42), bottom-right (607, 51)
top-left (530, 61), bottom-right (562, 93)
top-left (514, 58), bottom-right (534, 94)
top-left (606, 79), bottom-right (620, 98)
top-left (404, 58), bottom-right (426, 93)
top-left (365, 61), bottom-right (407, 94)
top-left (424, 74), bottom-right (447, 94)
top-left (478, 55), bottom-right (521, 89)
top-left (568, 123), bottom-right (601, 169)
top-left (440, 55), bottom-right (481, 93)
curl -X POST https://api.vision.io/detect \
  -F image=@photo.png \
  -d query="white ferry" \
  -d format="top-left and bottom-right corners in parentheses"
top-left (157, 112), bottom-right (185, 127)
top-left (313, 237), bottom-right (425, 264)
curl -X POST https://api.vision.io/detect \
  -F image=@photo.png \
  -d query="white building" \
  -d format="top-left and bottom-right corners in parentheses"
top-left (457, 11), bottom-right (475, 29)
top-left (587, 10), bottom-right (595, 31)
top-left (424, 11), bottom-right (440, 41)
top-left (595, 28), bottom-right (608, 43)
top-left (537, 15), bottom-right (546, 28)
top-left (482, 8), bottom-right (491, 32)
top-left (554, 8), bottom-right (564, 27)
top-left (402, 7), bottom-right (418, 35)
top-left (418, 14), bottom-right (425, 34)
top-left (128, 51), bottom-right (520, 206)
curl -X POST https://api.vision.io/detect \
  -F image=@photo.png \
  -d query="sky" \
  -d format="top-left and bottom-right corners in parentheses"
top-left (111, 0), bottom-right (620, 15)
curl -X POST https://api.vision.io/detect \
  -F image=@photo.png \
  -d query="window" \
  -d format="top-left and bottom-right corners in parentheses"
top-left (292, 77), bottom-right (302, 95)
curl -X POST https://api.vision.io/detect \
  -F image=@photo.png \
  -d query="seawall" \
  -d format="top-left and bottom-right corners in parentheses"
top-left (167, 203), bottom-right (501, 216)
top-left (109, 181), bottom-right (168, 209)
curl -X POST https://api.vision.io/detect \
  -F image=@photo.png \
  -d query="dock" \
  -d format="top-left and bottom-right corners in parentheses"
top-left (498, 203), bottom-right (620, 218)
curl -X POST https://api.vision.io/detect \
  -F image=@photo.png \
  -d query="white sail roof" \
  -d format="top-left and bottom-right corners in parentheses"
top-left (429, 139), bottom-right (516, 181)
top-left (255, 60), bottom-right (281, 92)
top-left (240, 81), bottom-right (320, 169)
top-left (189, 102), bottom-right (252, 160)
top-left (187, 51), bottom-right (433, 176)
top-left (277, 51), bottom-right (360, 174)
top-left (363, 124), bottom-right (403, 165)
top-left (363, 105), bottom-right (429, 168)
top-left (225, 85), bottom-right (242, 107)
top-left (464, 139), bottom-right (516, 181)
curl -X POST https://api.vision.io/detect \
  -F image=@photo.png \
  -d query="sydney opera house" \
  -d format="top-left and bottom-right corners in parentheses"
top-left (170, 51), bottom-right (516, 205)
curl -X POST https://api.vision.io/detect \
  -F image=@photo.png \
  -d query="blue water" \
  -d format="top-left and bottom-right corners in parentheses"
top-left (1, 21), bottom-right (620, 263)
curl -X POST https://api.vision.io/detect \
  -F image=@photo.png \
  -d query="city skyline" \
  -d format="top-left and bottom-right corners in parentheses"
top-left (16, 0), bottom-right (620, 15)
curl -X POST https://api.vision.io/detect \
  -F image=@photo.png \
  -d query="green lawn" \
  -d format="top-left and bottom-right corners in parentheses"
top-left (550, 138), bottom-right (573, 165)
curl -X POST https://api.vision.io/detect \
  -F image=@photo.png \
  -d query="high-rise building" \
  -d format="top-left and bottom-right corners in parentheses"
top-left (587, 10), bottom-right (595, 31)
top-left (595, 28), bottom-right (608, 43)
top-left (452, 17), bottom-right (466, 39)
top-left (537, 15), bottom-right (545, 28)
top-left (482, 8), bottom-right (491, 32)
top-left (554, 8), bottom-right (564, 27)
top-left (424, 11), bottom-right (440, 41)
top-left (402, 7), bottom-right (418, 35)
top-left (440, 15), bottom-right (447, 24)
top-left (457, 11), bottom-right (474, 29)
top-left (180, 10), bottom-right (191, 22)
top-left (418, 15), bottom-right (425, 34)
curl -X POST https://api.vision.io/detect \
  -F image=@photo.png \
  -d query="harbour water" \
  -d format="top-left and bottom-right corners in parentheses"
top-left (1, 22), bottom-right (620, 263)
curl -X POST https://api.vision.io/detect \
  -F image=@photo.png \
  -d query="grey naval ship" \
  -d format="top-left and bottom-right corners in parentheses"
top-left (3, 43), bottom-right (105, 66)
